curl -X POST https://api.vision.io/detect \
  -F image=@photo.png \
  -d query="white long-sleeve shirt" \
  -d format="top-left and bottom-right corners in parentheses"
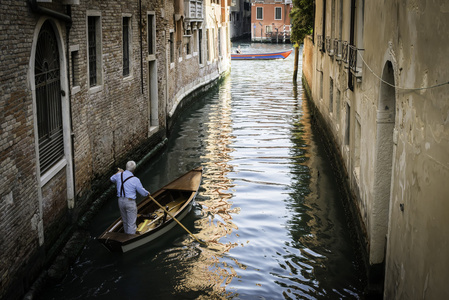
top-left (110, 170), bottom-right (149, 200)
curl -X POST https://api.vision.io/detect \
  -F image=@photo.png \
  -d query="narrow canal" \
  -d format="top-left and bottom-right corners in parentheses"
top-left (40, 43), bottom-right (366, 299)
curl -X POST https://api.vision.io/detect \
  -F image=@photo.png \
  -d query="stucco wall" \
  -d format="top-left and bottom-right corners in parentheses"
top-left (305, 0), bottom-right (449, 297)
top-left (377, 2), bottom-right (449, 299)
top-left (302, 35), bottom-right (313, 91)
top-left (250, 0), bottom-right (291, 41)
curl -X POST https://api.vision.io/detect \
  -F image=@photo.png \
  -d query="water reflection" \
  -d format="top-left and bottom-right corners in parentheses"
top-left (172, 77), bottom-right (242, 297)
top-left (39, 43), bottom-right (365, 300)
top-left (199, 77), bottom-right (238, 248)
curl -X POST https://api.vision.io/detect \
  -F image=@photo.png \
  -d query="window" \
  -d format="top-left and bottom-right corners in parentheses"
top-left (35, 21), bottom-right (64, 174)
top-left (256, 7), bottom-right (263, 20)
top-left (88, 16), bottom-right (101, 87)
top-left (122, 17), bottom-right (131, 76)
top-left (275, 7), bottom-right (282, 20)
top-left (331, 0), bottom-right (335, 39)
top-left (329, 77), bottom-right (334, 113)
top-left (320, 71), bottom-right (323, 100)
top-left (70, 46), bottom-right (79, 88)
top-left (348, 0), bottom-right (364, 90)
top-left (206, 29), bottom-right (210, 62)
top-left (198, 28), bottom-right (203, 64)
top-left (321, 0), bottom-right (326, 52)
top-left (186, 35), bottom-right (191, 56)
top-left (218, 28), bottom-right (222, 57)
top-left (213, 28), bottom-right (216, 59)
top-left (338, 0), bottom-right (343, 41)
top-left (148, 13), bottom-right (155, 55)
top-left (354, 118), bottom-right (361, 175)
top-left (336, 88), bottom-right (341, 120)
top-left (345, 103), bottom-right (350, 145)
top-left (265, 25), bottom-right (272, 34)
top-left (170, 31), bottom-right (174, 63)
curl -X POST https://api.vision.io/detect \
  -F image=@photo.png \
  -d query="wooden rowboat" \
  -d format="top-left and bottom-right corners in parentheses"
top-left (231, 49), bottom-right (292, 60)
top-left (98, 166), bottom-right (203, 253)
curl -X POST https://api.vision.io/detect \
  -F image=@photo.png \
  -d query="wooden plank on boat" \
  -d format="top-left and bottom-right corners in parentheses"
top-left (100, 232), bottom-right (136, 243)
top-left (163, 167), bottom-right (202, 191)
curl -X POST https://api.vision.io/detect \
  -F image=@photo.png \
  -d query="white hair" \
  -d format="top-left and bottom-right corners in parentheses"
top-left (126, 161), bottom-right (136, 172)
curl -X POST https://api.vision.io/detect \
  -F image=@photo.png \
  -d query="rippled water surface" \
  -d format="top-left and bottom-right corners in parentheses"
top-left (41, 43), bottom-right (366, 299)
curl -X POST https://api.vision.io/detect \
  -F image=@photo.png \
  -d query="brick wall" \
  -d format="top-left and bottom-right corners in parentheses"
top-left (1, 0), bottom-right (230, 298)
top-left (0, 1), bottom-right (43, 299)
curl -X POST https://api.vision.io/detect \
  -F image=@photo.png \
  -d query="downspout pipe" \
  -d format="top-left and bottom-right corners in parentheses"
top-left (65, 5), bottom-right (77, 213)
top-left (139, 0), bottom-right (144, 94)
top-left (28, 0), bottom-right (72, 24)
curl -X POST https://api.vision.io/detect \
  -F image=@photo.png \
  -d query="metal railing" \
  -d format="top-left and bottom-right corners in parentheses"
top-left (333, 38), bottom-right (341, 60)
top-left (325, 36), bottom-right (333, 56)
top-left (317, 34), bottom-right (323, 52)
top-left (349, 44), bottom-right (357, 73)
top-left (342, 41), bottom-right (349, 63)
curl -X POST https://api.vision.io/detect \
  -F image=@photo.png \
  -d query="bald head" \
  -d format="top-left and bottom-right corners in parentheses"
top-left (126, 161), bottom-right (136, 173)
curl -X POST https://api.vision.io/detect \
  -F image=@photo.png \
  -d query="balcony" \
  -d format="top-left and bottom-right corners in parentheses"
top-left (317, 35), bottom-right (323, 52)
top-left (342, 41), bottom-right (349, 64)
top-left (325, 36), bottom-right (333, 56)
top-left (184, 0), bottom-right (203, 20)
top-left (348, 44), bottom-right (362, 81)
top-left (334, 38), bottom-right (342, 62)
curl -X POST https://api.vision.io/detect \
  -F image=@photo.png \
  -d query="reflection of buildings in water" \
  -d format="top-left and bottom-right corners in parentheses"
top-left (174, 80), bottom-right (242, 297)
top-left (289, 89), bottom-right (317, 241)
top-left (281, 88), bottom-right (363, 297)
top-left (291, 90), bottom-right (332, 251)
top-left (199, 79), bottom-right (237, 247)
top-left (279, 87), bottom-right (332, 295)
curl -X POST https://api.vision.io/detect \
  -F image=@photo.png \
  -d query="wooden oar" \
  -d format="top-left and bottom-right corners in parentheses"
top-left (148, 195), bottom-right (207, 245)
top-left (138, 202), bottom-right (184, 231)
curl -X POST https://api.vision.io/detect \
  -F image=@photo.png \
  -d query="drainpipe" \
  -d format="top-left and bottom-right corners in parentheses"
top-left (139, 0), bottom-right (144, 94)
top-left (65, 6), bottom-right (77, 212)
top-left (28, 0), bottom-right (72, 24)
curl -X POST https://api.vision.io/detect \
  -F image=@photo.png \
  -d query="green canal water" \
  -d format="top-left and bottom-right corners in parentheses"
top-left (40, 43), bottom-right (366, 299)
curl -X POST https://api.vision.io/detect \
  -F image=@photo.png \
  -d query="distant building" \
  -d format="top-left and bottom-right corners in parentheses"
top-left (250, 0), bottom-right (292, 43)
top-left (302, 0), bottom-right (449, 298)
top-left (0, 0), bottom-right (230, 299)
top-left (230, 0), bottom-right (251, 40)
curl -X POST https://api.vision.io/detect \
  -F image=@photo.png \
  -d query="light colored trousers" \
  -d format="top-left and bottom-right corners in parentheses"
top-left (118, 197), bottom-right (137, 234)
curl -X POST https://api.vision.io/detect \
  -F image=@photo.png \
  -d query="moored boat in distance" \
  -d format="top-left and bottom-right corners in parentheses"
top-left (231, 49), bottom-right (293, 60)
top-left (98, 166), bottom-right (203, 253)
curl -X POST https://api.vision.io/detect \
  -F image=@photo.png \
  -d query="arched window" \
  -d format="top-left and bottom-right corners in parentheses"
top-left (35, 21), bottom-right (64, 174)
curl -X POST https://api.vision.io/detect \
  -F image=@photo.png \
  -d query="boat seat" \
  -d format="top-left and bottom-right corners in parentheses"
top-left (139, 213), bottom-right (157, 220)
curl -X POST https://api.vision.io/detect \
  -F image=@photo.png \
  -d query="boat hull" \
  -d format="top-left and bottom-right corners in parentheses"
top-left (231, 49), bottom-right (292, 60)
top-left (122, 200), bottom-right (193, 252)
top-left (98, 167), bottom-right (202, 253)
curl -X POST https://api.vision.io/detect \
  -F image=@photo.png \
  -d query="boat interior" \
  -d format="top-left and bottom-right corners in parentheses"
top-left (109, 189), bottom-right (191, 234)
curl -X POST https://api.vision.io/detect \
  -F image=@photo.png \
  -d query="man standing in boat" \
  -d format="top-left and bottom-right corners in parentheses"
top-left (110, 161), bottom-right (150, 234)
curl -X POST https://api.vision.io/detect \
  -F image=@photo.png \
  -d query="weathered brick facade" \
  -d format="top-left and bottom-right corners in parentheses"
top-left (0, 0), bottom-right (230, 298)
